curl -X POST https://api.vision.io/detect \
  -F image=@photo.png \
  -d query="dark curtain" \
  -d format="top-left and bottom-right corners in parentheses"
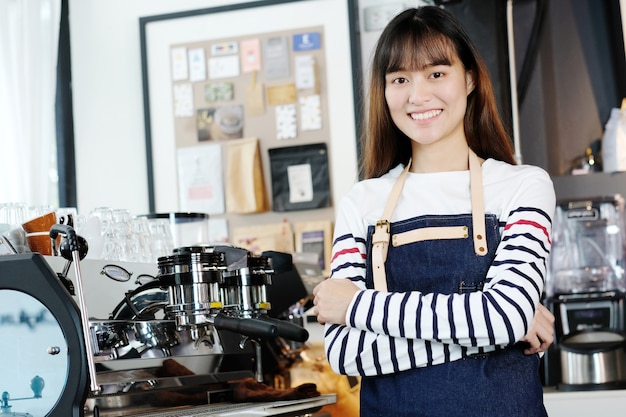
top-left (55, 0), bottom-right (77, 208)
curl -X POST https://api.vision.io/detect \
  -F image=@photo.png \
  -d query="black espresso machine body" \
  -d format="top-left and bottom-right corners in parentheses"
top-left (0, 253), bottom-right (89, 417)
top-left (543, 195), bottom-right (626, 388)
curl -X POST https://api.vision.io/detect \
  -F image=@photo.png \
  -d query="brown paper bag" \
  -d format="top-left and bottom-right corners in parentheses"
top-left (231, 221), bottom-right (294, 254)
top-left (226, 137), bottom-right (269, 213)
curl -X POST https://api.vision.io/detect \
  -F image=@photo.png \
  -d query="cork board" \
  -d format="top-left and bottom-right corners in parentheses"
top-left (169, 26), bottom-right (332, 215)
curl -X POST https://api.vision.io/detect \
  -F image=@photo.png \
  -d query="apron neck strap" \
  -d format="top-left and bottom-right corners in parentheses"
top-left (469, 149), bottom-right (487, 256)
top-left (371, 149), bottom-right (487, 292)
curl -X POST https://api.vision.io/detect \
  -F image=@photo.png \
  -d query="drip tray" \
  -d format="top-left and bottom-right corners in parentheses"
top-left (88, 394), bottom-right (336, 417)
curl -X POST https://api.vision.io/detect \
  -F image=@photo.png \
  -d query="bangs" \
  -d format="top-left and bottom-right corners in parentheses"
top-left (384, 28), bottom-right (459, 73)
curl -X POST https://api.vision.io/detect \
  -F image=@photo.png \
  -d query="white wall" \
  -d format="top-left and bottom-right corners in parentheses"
top-left (69, 0), bottom-right (358, 217)
top-left (70, 0), bottom-right (253, 216)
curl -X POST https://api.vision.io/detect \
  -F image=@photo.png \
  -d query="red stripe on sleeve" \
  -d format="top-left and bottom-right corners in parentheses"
top-left (504, 219), bottom-right (551, 244)
top-left (330, 247), bottom-right (365, 264)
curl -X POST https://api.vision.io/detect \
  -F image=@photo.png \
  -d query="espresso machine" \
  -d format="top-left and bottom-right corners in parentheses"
top-left (542, 195), bottom-right (626, 389)
top-left (0, 224), bottom-right (334, 416)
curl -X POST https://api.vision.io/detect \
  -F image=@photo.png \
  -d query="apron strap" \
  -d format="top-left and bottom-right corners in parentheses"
top-left (372, 149), bottom-right (487, 292)
top-left (372, 161), bottom-right (412, 292)
top-left (469, 149), bottom-right (488, 256)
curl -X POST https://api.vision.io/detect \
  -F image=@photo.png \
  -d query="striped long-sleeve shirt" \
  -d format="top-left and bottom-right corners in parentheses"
top-left (324, 158), bottom-right (555, 376)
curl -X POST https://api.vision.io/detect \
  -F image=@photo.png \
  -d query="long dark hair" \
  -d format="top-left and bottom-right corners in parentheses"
top-left (361, 6), bottom-right (515, 179)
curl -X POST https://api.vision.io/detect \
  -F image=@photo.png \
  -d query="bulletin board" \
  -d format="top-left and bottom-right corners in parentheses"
top-left (139, 0), bottom-right (361, 253)
top-left (169, 25), bottom-right (332, 217)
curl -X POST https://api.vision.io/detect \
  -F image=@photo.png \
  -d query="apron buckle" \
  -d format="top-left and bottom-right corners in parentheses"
top-left (375, 220), bottom-right (390, 233)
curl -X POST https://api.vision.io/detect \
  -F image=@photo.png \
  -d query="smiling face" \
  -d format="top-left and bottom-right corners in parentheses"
top-left (384, 52), bottom-right (474, 152)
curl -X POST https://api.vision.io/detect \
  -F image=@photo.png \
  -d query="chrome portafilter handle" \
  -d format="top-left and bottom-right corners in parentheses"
top-left (209, 312), bottom-right (278, 338)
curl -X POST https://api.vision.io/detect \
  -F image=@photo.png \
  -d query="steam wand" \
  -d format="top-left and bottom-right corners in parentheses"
top-left (238, 336), bottom-right (264, 383)
top-left (50, 224), bottom-right (101, 394)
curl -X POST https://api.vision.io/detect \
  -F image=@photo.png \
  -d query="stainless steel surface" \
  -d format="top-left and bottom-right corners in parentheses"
top-left (87, 394), bottom-right (336, 417)
top-left (543, 194), bottom-right (626, 388)
top-left (560, 330), bottom-right (626, 385)
top-left (42, 244), bottom-right (320, 416)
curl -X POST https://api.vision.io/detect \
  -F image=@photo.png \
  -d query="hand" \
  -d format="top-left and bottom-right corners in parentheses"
top-left (312, 278), bottom-right (360, 325)
top-left (521, 303), bottom-right (555, 355)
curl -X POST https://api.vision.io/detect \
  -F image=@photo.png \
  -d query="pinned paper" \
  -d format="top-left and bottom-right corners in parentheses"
top-left (211, 41), bottom-right (238, 56)
top-left (197, 108), bottom-right (216, 141)
top-left (292, 32), bottom-right (321, 51)
top-left (197, 105), bottom-right (244, 141)
top-left (276, 104), bottom-right (297, 140)
top-left (267, 83), bottom-right (297, 105)
top-left (177, 143), bottom-right (225, 215)
top-left (295, 55), bottom-right (316, 90)
top-left (209, 55), bottom-right (240, 79)
top-left (300, 95), bottom-right (322, 131)
top-left (204, 82), bottom-right (234, 102)
top-left (240, 38), bottom-right (262, 73)
top-left (173, 83), bottom-right (194, 117)
top-left (188, 48), bottom-right (207, 82)
top-left (171, 47), bottom-right (189, 81)
top-left (288, 163), bottom-right (314, 203)
top-left (263, 36), bottom-right (290, 79)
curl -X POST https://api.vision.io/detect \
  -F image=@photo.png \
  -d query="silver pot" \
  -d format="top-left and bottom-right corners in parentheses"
top-left (560, 329), bottom-right (626, 386)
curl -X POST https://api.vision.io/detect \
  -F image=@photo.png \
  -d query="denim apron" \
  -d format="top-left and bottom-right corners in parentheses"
top-left (360, 151), bottom-right (546, 417)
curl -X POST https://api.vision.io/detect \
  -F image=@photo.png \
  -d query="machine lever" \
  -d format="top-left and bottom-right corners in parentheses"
top-left (212, 313), bottom-right (278, 339)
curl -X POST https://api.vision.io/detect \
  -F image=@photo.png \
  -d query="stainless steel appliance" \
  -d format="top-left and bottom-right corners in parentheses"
top-left (559, 330), bottom-right (626, 388)
top-left (0, 225), bottom-right (334, 416)
top-left (543, 195), bottom-right (626, 390)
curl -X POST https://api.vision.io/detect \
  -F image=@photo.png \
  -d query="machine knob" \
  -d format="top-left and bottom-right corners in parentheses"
top-left (47, 346), bottom-right (61, 355)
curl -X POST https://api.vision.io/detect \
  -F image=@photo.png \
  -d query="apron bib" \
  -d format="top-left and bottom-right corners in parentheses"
top-left (360, 151), bottom-right (546, 417)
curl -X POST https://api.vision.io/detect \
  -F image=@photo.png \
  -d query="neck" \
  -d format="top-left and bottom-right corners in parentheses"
top-left (410, 141), bottom-right (470, 173)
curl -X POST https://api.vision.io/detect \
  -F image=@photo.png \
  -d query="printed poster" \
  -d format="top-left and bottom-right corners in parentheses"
top-left (177, 143), bottom-right (225, 214)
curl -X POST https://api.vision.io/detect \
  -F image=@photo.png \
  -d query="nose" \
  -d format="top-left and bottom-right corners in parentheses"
top-left (408, 78), bottom-right (431, 105)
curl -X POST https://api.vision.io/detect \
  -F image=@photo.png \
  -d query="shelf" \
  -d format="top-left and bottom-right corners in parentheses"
top-left (551, 172), bottom-right (626, 201)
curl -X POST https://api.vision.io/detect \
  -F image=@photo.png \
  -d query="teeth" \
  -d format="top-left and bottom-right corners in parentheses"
top-left (410, 110), bottom-right (442, 120)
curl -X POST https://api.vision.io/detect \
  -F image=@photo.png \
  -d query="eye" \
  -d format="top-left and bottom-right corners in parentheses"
top-left (385, 72), bottom-right (409, 85)
top-left (431, 72), bottom-right (444, 79)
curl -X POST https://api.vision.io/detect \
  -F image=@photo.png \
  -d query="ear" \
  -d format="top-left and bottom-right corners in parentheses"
top-left (466, 71), bottom-right (475, 95)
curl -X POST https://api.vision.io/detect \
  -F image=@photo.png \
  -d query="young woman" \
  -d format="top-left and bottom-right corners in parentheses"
top-left (312, 6), bottom-right (555, 416)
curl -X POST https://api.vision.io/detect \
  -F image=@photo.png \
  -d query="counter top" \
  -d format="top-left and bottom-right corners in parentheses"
top-left (544, 388), bottom-right (626, 417)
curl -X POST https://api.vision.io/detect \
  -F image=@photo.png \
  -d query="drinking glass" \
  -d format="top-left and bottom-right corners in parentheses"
top-left (0, 203), bottom-right (28, 253)
top-left (131, 216), bottom-right (154, 263)
top-left (149, 219), bottom-right (174, 261)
